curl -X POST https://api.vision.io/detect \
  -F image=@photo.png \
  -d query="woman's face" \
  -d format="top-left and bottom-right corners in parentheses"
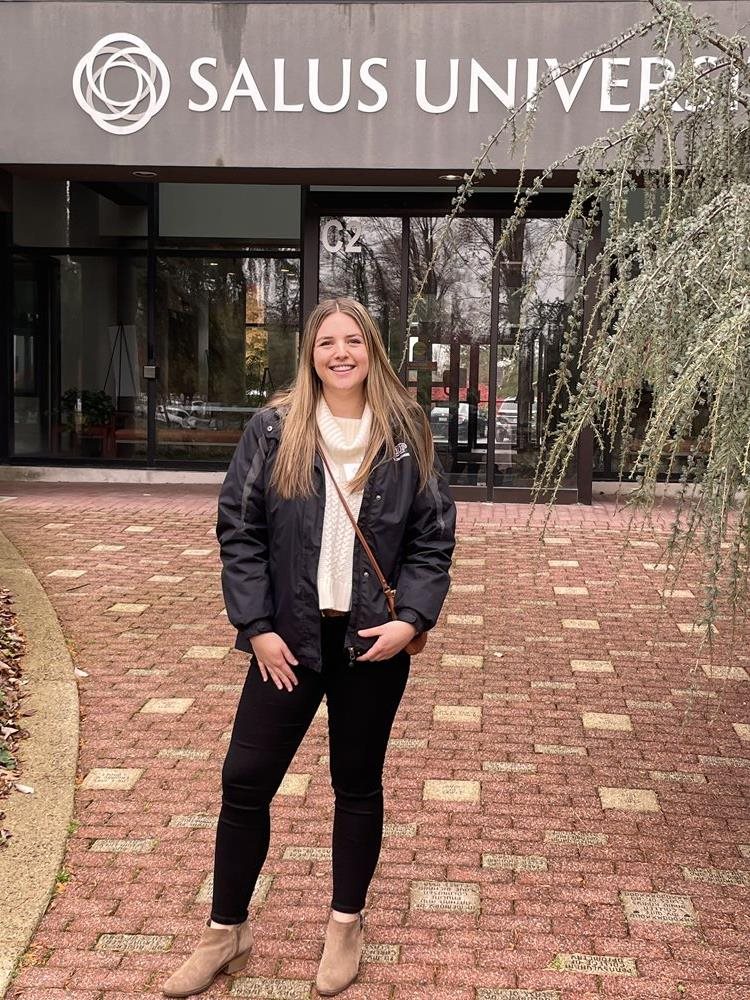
top-left (312, 313), bottom-right (370, 397)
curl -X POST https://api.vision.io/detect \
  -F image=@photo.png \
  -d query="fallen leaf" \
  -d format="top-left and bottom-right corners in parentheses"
top-left (74, 667), bottom-right (89, 678)
top-left (14, 783), bottom-right (34, 794)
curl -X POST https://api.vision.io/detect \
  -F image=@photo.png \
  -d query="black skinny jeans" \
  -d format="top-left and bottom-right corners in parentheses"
top-left (210, 612), bottom-right (411, 924)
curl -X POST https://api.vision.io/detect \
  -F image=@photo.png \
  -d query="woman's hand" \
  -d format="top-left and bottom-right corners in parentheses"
top-left (356, 621), bottom-right (417, 661)
top-left (249, 632), bottom-right (299, 691)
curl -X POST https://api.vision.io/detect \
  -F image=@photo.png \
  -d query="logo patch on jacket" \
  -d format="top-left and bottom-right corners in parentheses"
top-left (394, 442), bottom-right (410, 462)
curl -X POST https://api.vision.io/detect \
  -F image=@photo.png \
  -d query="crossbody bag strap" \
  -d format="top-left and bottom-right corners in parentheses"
top-left (318, 447), bottom-right (397, 617)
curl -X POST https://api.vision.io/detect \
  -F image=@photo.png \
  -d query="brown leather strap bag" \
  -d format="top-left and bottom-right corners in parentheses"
top-left (318, 447), bottom-right (428, 655)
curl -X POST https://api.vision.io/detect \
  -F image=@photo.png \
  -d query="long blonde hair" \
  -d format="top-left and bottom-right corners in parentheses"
top-left (267, 297), bottom-right (435, 499)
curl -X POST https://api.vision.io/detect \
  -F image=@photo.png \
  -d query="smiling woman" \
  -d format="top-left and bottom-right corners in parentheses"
top-left (312, 314), bottom-right (370, 415)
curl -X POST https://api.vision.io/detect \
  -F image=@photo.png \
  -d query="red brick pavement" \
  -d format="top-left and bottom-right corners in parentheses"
top-left (1, 482), bottom-right (749, 1000)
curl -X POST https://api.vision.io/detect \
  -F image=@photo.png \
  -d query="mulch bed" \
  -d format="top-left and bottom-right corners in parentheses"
top-left (0, 588), bottom-right (28, 846)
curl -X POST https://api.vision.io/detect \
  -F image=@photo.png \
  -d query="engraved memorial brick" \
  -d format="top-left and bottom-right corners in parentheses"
top-left (534, 743), bottom-right (587, 756)
top-left (561, 618), bottom-right (600, 630)
top-left (107, 603), bottom-right (148, 614)
top-left (89, 838), bottom-right (155, 853)
top-left (683, 867), bottom-right (750, 887)
top-left (383, 822), bottom-right (418, 837)
top-left (620, 891), bottom-right (696, 925)
top-left (91, 543), bottom-right (125, 552)
top-left (48, 568), bottom-right (86, 578)
top-left (390, 738), bottom-right (427, 748)
top-left (278, 773), bottom-right (311, 795)
top-left (230, 977), bottom-right (310, 998)
top-left (733, 723), bottom-right (750, 741)
top-left (423, 779), bottom-right (480, 802)
top-left (140, 697), bottom-right (194, 714)
top-left (543, 537), bottom-right (571, 546)
top-left (483, 761), bottom-right (536, 773)
top-left (548, 559), bottom-right (579, 567)
top-left (410, 879), bottom-right (480, 912)
top-left (669, 688), bottom-right (717, 698)
top-left (450, 584), bottom-right (486, 593)
top-left (649, 770), bottom-right (706, 784)
top-left (545, 830), bottom-right (607, 846)
top-left (363, 943), bottom-right (400, 963)
top-left (125, 525), bottom-right (154, 533)
top-left (283, 846), bottom-right (332, 861)
top-left (598, 786), bottom-right (660, 812)
top-left (477, 991), bottom-right (560, 1000)
top-left (96, 933), bottom-right (172, 952)
top-left (81, 767), bottom-right (142, 790)
top-left (159, 748), bottom-right (211, 759)
top-left (197, 872), bottom-right (273, 905)
top-left (433, 705), bottom-right (482, 723)
top-left (699, 754), bottom-right (750, 768)
top-left (441, 654), bottom-right (484, 668)
top-left (701, 663), bottom-right (748, 681)
top-left (581, 712), bottom-right (633, 732)
top-left (550, 952), bottom-right (637, 976)
top-left (554, 586), bottom-right (589, 596)
top-left (626, 699), bottom-right (674, 709)
top-left (677, 622), bottom-right (716, 635)
top-left (447, 614), bottom-right (484, 626)
top-left (169, 814), bottom-right (218, 828)
top-left (482, 853), bottom-right (548, 871)
top-left (570, 659), bottom-right (614, 673)
top-left (183, 645), bottom-right (230, 659)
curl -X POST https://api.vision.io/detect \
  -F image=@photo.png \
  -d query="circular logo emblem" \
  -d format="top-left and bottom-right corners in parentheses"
top-left (73, 32), bottom-right (170, 135)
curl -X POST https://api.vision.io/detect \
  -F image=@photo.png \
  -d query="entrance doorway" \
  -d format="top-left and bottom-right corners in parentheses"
top-left (305, 192), bottom-right (586, 502)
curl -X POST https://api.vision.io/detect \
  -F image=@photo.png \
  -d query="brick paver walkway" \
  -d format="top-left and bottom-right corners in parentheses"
top-left (1, 482), bottom-right (749, 1000)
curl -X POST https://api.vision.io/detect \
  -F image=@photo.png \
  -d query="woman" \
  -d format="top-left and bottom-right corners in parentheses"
top-left (162, 297), bottom-right (456, 998)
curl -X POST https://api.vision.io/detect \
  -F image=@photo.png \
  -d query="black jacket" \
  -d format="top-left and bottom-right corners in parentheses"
top-left (216, 404), bottom-right (457, 671)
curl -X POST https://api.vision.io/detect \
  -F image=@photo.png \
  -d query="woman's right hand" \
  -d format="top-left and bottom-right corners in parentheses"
top-left (249, 632), bottom-right (299, 691)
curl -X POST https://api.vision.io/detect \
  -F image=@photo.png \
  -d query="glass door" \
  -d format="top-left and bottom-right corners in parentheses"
top-left (309, 194), bottom-right (583, 501)
top-left (154, 254), bottom-right (300, 461)
top-left (407, 216), bottom-right (493, 488)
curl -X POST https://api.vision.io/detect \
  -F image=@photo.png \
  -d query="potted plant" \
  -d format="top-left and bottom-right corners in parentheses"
top-left (61, 389), bottom-right (115, 457)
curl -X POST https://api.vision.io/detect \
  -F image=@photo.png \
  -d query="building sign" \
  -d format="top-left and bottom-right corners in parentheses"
top-left (0, 2), bottom-right (745, 169)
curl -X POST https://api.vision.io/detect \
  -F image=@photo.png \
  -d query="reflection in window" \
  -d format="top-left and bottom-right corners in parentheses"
top-left (154, 256), bottom-right (299, 460)
top-left (408, 217), bottom-right (494, 486)
top-left (494, 218), bottom-right (579, 487)
top-left (12, 254), bottom-right (147, 460)
top-left (318, 217), bottom-right (403, 367)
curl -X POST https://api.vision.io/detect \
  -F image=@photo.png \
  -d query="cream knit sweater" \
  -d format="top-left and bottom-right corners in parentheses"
top-left (316, 394), bottom-right (373, 611)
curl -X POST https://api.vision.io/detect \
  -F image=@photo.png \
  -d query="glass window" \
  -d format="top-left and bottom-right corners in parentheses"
top-left (494, 218), bottom-right (579, 488)
top-left (155, 255), bottom-right (300, 461)
top-left (318, 216), bottom-right (403, 368)
top-left (408, 216), bottom-right (494, 487)
top-left (12, 254), bottom-right (147, 459)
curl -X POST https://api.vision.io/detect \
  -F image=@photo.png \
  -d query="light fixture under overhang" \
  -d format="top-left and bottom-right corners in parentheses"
top-left (438, 174), bottom-right (462, 181)
top-left (132, 170), bottom-right (157, 178)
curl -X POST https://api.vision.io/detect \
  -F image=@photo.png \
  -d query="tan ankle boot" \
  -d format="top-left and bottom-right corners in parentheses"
top-left (315, 910), bottom-right (365, 996)
top-left (161, 917), bottom-right (252, 997)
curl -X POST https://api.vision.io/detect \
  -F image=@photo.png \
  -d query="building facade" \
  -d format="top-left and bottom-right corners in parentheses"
top-left (0, 1), bottom-right (743, 502)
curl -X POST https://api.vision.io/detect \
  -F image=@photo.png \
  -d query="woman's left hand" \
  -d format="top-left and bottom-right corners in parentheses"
top-left (356, 621), bottom-right (418, 661)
